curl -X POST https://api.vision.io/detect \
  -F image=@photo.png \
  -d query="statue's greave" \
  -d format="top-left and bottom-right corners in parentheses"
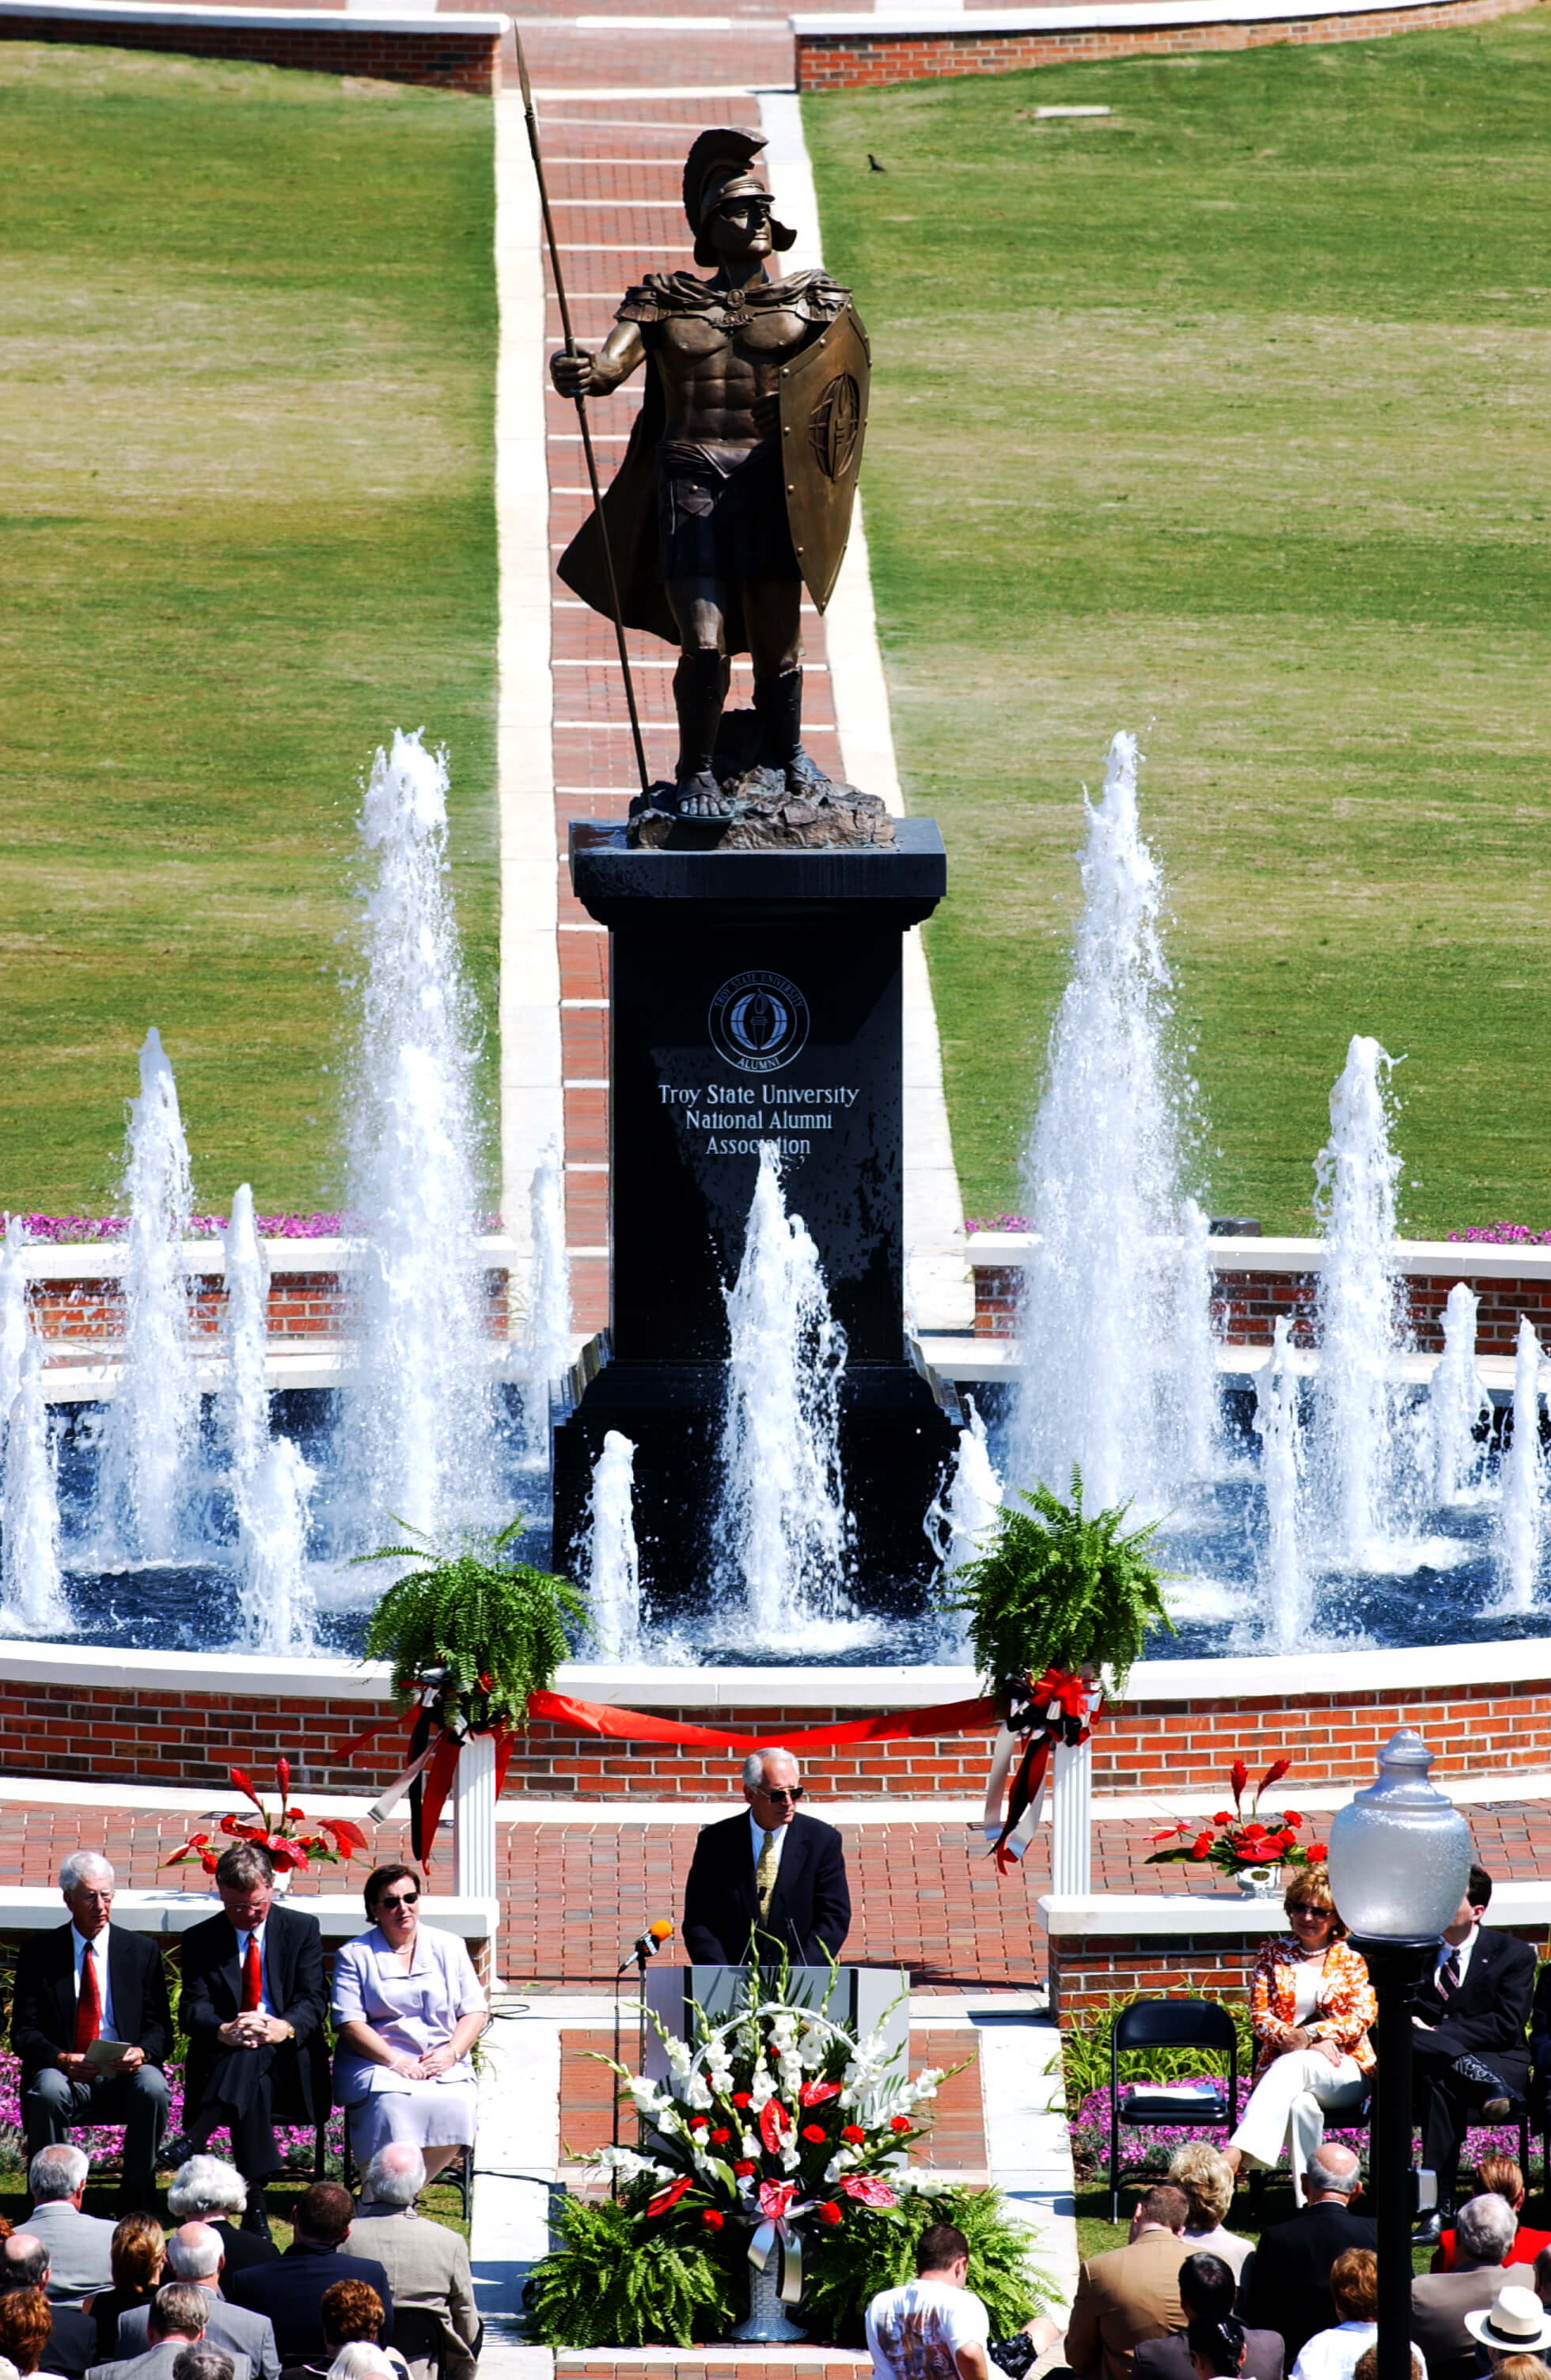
top-left (753, 667), bottom-right (803, 765)
top-left (673, 652), bottom-right (730, 780)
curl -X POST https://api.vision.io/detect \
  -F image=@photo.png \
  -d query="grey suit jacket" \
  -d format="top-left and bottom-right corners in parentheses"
top-left (347, 2208), bottom-right (479, 2380)
top-left (28, 2201), bottom-right (117, 2302)
top-left (89, 2340), bottom-right (252, 2380)
top-left (116, 2294), bottom-right (278, 2380)
top-left (1409, 2263), bottom-right (1529, 2374)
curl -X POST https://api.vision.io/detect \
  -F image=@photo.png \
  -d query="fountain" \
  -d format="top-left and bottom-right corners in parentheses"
top-left (715, 1143), bottom-right (851, 1633)
top-left (1, 1345), bottom-right (70, 1637)
top-left (585, 1430), bottom-right (643, 1660)
top-left (1253, 1317), bottom-right (1308, 1650)
top-left (221, 1185), bottom-right (271, 1496)
top-left (1011, 732), bottom-right (1214, 1514)
top-left (343, 730), bottom-right (501, 1545)
top-left (1429, 1283), bottom-right (1490, 1505)
top-left (0, 1218), bottom-right (28, 1434)
top-left (1496, 1317), bottom-right (1547, 1611)
top-left (96, 1028), bottom-right (200, 1563)
top-left (927, 1397), bottom-right (1002, 1579)
top-left (1173, 1197), bottom-right (1223, 1484)
top-left (234, 1435), bottom-right (318, 1654)
top-left (521, 1144), bottom-right (572, 1452)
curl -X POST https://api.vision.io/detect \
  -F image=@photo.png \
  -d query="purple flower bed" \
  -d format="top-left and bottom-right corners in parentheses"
top-left (8, 1213), bottom-right (505, 1244)
top-left (1449, 1223), bottom-right (1551, 1245)
top-left (1069, 2077), bottom-right (1530, 2185)
top-left (0, 2051), bottom-right (343, 2172)
top-left (965, 1215), bottom-right (1030, 1236)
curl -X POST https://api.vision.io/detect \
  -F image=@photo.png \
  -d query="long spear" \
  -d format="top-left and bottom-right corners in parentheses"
top-left (514, 31), bottom-right (651, 802)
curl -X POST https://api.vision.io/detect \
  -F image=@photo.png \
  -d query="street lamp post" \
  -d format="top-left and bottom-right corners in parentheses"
top-left (1326, 1729), bottom-right (1473, 2380)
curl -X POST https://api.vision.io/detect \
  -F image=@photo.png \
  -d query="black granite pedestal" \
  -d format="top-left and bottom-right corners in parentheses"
top-left (551, 820), bottom-right (961, 1619)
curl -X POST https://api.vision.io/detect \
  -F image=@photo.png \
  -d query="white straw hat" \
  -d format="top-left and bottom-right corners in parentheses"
top-left (1464, 2287), bottom-right (1551, 2354)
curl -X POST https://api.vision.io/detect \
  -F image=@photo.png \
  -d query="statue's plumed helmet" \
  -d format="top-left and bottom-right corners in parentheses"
top-left (682, 127), bottom-right (796, 267)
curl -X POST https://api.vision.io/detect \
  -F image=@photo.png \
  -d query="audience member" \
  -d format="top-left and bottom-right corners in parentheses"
top-left (1432, 2160), bottom-right (1551, 2276)
top-left (171, 2355), bottom-right (233, 2380)
top-left (1166, 2152), bottom-right (1256, 2289)
top-left (86, 2284), bottom-right (250, 2380)
top-left (866, 2223), bottom-right (989, 2380)
top-left (179, 1849), bottom-right (328, 2242)
top-left (0, 2237), bottom-right (101, 2380)
top-left (1064, 2187), bottom-right (1192, 2380)
top-left (1226, 1871), bottom-right (1375, 2205)
top-left (113, 2229), bottom-right (277, 2380)
top-left (1488, 2362), bottom-right (1551, 2380)
top-left (89, 2219), bottom-right (166, 2362)
top-left (324, 2355), bottom-right (399, 2380)
top-left (1412, 2193), bottom-right (1526, 2380)
top-left (1350, 2345), bottom-right (1424, 2380)
top-left (1134, 2255), bottom-right (1283, 2380)
top-left (1410, 1866), bottom-right (1535, 2245)
top-left (0, 2292), bottom-right (54, 2378)
top-left (226, 2189), bottom-right (392, 2369)
top-left (276, 2281), bottom-right (400, 2380)
top-left (1185, 2316), bottom-right (1245, 2380)
top-left (1244, 2147), bottom-right (1376, 2367)
top-left (1464, 2289), bottom-right (1551, 2369)
top-left (348, 2146), bottom-right (479, 2380)
top-left (166, 2166), bottom-right (279, 2279)
top-left (22, 2152), bottom-right (116, 2303)
top-left (1287, 2248), bottom-right (1377, 2380)
top-left (11, 1858), bottom-right (173, 2217)
top-left (2, 2355), bottom-right (22, 2380)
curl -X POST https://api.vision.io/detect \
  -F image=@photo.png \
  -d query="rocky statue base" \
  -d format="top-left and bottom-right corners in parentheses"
top-left (627, 707), bottom-right (897, 850)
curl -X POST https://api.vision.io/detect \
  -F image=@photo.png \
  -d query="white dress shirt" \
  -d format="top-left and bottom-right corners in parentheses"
top-left (1435, 1924), bottom-right (1478, 1994)
top-left (71, 1923), bottom-right (118, 2041)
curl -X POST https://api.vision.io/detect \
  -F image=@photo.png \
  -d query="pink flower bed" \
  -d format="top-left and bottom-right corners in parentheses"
top-left (1068, 2077), bottom-right (1528, 2185)
top-left (6, 1214), bottom-right (503, 1244)
top-left (1450, 1223), bottom-right (1551, 1245)
top-left (0, 2051), bottom-right (343, 2171)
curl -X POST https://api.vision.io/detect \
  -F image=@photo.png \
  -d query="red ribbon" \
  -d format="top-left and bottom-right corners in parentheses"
top-left (989, 1666), bottom-right (1098, 1874)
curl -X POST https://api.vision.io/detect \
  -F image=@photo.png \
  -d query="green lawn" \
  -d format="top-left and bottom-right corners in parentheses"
top-left (804, 21), bottom-right (1551, 1234)
top-left (0, 45), bottom-right (498, 1217)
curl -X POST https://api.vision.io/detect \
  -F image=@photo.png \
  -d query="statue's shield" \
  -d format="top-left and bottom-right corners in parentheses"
top-left (778, 303), bottom-right (870, 612)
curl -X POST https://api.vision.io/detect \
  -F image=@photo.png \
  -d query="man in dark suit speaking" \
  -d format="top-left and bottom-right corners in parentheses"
top-left (179, 1845), bottom-right (328, 2237)
top-left (683, 1747), bottom-right (851, 1967)
top-left (11, 1851), bottom-right (173, 2213)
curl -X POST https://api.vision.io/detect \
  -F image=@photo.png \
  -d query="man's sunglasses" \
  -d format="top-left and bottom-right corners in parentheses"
top-left (757, 1786), bottom-right (804, 1803)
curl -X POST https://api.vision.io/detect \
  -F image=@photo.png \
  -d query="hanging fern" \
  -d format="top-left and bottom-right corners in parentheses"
top-left (525, 2193), bottom-right (738, 2348)
top-left (940, 1467), bottom-right (1172, 1697)
top-left (358, 1517), bottom-right (587, 1732)
top-left (787, 2184), bottom-right (1054, 2349)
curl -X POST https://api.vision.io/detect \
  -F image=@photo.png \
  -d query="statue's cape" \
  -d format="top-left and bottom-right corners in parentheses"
top-left (554, 270), bottom-right (851, 653)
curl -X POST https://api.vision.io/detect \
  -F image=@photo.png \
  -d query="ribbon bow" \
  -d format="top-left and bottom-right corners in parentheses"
top-left (333, 1671), bottom-right (518, 1864)
top-left (748, 2179), bottom-right (810, 2306)
top-left (982, 1666), bottom-right (1102, 1874)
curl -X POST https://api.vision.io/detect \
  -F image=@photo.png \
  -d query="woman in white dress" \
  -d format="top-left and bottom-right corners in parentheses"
top-left (332, 1863), bottom-right (487, 2181)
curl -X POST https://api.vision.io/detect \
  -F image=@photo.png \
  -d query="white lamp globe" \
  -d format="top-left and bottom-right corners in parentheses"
top-left (1325, 1726), bottom-right (1472, 1942)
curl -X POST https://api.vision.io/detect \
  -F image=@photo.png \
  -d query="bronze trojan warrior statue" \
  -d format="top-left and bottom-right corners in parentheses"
top-left (552, 128), bottom-right (870, 824)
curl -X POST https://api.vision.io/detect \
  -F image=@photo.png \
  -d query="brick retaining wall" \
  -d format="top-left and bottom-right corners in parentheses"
top-left (973, 1261), bottom-right (1551, 1353)
top-left (6, 1667), bottom-right (1551, 1797)
top-left (795, 0), bottom-right (1537, 90)
top-left (0, 12), bottom-right (502, 89)
top-left (32, 1267), bottom-right (511, 1358)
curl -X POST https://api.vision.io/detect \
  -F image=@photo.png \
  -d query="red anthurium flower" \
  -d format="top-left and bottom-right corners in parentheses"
top-left (702, 2209), bottom-right (724, 2230)
top-left (842, 2175), bottom-right (897, 2208)
top-left (647, 2177), bottom-right (694, 2219)
top-left (818, 2202), bottom-right (843, 2227)
top-left (1147, 1823), bottom-right (1189, 1845)
top-left (759, 2100), bottom-right (793, 2155)
top-left (709, 2128), bottom-right (731, 2145)
top-left (757, 2181), bottom-right (798, 2222)
top-left (802, 2124), bottom-right (826, 2143)
top-left (889, 2117), bottom-right (912, 2134)
top-left (799, 2081), bottom-right (842, 2108)
top-left (841, 2125), bottom-right (866, 2143)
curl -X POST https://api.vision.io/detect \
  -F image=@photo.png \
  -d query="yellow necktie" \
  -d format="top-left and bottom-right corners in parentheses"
top-left (757, 1828), bottom-right (779, 1916)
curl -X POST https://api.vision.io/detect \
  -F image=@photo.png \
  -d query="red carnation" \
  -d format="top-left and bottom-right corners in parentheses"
top-left (734, 2160), bottom-right (756, 2177)
top-left (1281, 1810), bottom-right (1303, 1828)
top-left (818, 2201), bottom-right (843, 2227)
top-left (1191, 1832), bottom-right (1213, 1859)
top-left (710, 2128), bottom-right (731, 2145)
top-left (688, 2116), bottom-right (708, 2132)
top-left (841, 2125), bottom-right (866, 2143)
top-left (802, 2124), bottom-right (826, 2143)
top-left (1212, 1811), bottom-right (1232, 1826)
top-left (702, 2208), bottom-right (725, 2230)
top-left (647, 2176), bottom-right (693, 2219)
top-left (1309, 1841), bottom-right (1329, 1859)
top-left (732, 2093), bottom-right (753, 2109)
top-left (889, 2116), bottom-right (912, 2134)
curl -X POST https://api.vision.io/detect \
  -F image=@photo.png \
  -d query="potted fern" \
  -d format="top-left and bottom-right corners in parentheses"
top-left (358, 1516), bottom-right (586, 1736)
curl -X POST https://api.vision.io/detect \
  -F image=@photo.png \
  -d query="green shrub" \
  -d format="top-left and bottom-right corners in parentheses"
top-left (801, 2184), bottom-right (1056, 2348)
top-left (941, 1470), bottom-right (1171, 1696)
top-left (525, 2195), bottom-right (738, 2349)
top-left (359, 1517), bottom-right (586, 1730)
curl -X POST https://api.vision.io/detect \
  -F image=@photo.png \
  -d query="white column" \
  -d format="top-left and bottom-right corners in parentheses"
top-left (453, 1731), bottom-right (499, 1903)
top-left (1050, 1735), bottom-right (1092, 1896)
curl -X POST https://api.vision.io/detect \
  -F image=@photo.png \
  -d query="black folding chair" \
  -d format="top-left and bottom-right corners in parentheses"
top-left (1109, 1997), bottom-right (1239, 2220)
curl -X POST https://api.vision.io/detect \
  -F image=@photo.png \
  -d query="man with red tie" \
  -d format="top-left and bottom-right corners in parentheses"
top-left (178, 1846), bottom-right (328, 2241)
top-left (11, 1852), bottom-right (173, 2214)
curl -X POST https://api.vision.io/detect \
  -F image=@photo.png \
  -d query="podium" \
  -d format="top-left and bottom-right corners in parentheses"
top-left (643, 1964), bottom-right (909, 2080)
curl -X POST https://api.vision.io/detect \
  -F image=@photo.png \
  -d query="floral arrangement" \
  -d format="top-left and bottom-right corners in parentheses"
top-left (1145, 1758), bottom-right (1328, 1878)
top-left (525, 1971), bottom-right (1049, 2349)
top-left (164, 1760), bottom-right (368, 1877)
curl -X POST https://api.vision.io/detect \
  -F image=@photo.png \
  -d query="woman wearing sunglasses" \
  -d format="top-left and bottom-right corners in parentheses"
top-left (331, 1864), bottom-right (487, 2181)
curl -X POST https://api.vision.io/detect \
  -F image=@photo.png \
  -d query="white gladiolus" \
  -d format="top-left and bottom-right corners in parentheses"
top-left (749, 2068), bottom-right (777, 2111)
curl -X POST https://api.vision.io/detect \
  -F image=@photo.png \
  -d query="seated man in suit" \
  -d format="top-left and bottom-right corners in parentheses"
top-left (348, 2145), bottom-right (479, 2380)
top-left (1243, 2144), bottom-right (1376, 2368)
top-left (179, 1847), bottom-right (328, 2238)
top-left (1410, 1864), bottom-right (1536, 2246)
top-left (21, 2149), bottom-right (118, 2302)
top-left (114, 2228), bottom-right (278, 2380)
top-left (683, 1747), bottom-right (850, 1968)
top-left (1410, 2196), bottom-right (1530, 2380)
top-left (88, 2283), bottom-right (250, 2380)
top-left (225, 2186), bottom-right (393, 2368)
top-left (12, 1854), bottom-right (173, 2215)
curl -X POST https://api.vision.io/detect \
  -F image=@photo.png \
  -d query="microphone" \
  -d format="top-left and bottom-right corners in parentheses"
top-left (635, 1919), bottom-right (673, 1961)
